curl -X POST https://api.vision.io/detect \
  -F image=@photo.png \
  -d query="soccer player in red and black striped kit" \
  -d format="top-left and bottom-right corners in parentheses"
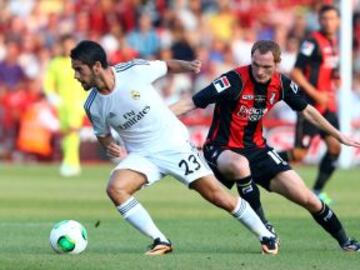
top-left (278, 5), bottom-right (341, 204)
top-left (170, 40), bottom-right (360, 252)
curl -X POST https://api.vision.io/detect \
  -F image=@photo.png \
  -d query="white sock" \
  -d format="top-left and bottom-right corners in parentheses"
top-left (117, 196), bottom-right (168, 243)
top-left (232, 197), bottom-right (273, 240)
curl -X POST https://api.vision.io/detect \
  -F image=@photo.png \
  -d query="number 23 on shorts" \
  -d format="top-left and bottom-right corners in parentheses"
top-left (178, 154), bottom-right (202, 176)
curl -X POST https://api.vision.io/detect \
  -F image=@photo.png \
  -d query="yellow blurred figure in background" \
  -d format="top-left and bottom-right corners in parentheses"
top-left (43, 34), bottom-right (87, 177)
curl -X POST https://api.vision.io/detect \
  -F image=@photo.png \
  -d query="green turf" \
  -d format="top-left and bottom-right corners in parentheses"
top-left (0, 163), bottom-right (359, 270)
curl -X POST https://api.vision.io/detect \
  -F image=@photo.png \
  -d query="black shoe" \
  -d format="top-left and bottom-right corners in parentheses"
top-left (260, 236), bottom-right (279, 255)
top-left (341, 239), bottom-right (360, 252)
top-left (145, 238), bottom-right (173, 256)
top-left (265, 223), bottom-right (280, 245)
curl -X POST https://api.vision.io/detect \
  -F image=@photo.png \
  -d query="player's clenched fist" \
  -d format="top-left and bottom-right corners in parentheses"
top-left (189, 59), bottom-right (201, 73)
top-left (106, 143), bottom-right (127, 160)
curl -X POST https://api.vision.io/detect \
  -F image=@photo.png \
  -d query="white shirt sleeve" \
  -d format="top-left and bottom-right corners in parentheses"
top-left (134, 60), bottom-right (168, 84)
top-left (89, 113), bottom-right (111, 137)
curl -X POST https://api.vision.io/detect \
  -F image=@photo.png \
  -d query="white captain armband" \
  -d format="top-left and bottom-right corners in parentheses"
top-left (212, 76), bottom-right (231, 93)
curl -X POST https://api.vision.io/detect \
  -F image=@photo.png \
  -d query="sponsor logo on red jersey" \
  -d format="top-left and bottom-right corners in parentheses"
top-left (237, 105), bottom-right (268, 121)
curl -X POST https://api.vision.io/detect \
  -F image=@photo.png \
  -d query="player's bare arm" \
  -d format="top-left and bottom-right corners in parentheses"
top-left (169, 96), bottom-right (196, 116)
top-left (165, 59), bottom-right (201, 74)
top-left (97, 135), bottom-right (127, 159)
top-left (170, 69), bottom-right (241, 116)
top-left (301, 105), bottom-right (360, 147)
top-left (291, 68), bottom-right (329, 105)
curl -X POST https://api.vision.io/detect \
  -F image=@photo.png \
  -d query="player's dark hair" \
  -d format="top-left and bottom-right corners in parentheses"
top-left (70, 40), bottom-right (108, 68)
top-left (251, 40), bottom-right (281, 63)
top-left (319, 4), bottom-right (340, 17)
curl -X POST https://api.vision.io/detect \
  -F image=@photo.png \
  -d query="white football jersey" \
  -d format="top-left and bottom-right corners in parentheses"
top-left (84, 59), bottom-right (189, 153)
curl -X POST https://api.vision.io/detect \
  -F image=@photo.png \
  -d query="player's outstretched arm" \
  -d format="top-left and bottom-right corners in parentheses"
top-left (301, 104), bottom-right (360, 147)
top-left (165, 59), bottom-right (201, 74)
top-left (169, 96), bottom-right (197, 116)
top-left (170, 71), bottom-right (233, 115)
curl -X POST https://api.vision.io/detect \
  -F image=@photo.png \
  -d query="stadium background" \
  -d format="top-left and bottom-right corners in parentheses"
top-left (0, 0), bottom-right (360, 165)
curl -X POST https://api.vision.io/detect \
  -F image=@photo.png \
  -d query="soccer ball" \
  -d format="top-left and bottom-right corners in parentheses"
top-left (49, 220), bottom-right (88, 254)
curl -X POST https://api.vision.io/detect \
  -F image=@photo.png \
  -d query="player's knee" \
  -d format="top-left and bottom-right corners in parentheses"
top-left (226, 156), bottom-right (250, 177)
top-left (292, 148), bottom-right (308, 162)
top-left (106, 183), bottom-right (117, 199)
top-left (327, 143), bottom-right (341, 156)
top-left (106, 182), bottom-right (128, 203)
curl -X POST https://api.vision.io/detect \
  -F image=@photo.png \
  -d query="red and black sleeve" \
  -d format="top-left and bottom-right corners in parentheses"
top-left (192, 70), bottom-right (243, 108)
top-left (281, 75), bottom-right (308, 111)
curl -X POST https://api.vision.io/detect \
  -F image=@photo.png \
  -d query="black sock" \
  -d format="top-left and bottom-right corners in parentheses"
top-left (312, 202), bottom-right (348, 246)
top-left (313, 152), bottom-right (338, 192)
top-left (278, 151), bottom-right (290, 162)
top-left (236, 176), bottom-right (268, 224)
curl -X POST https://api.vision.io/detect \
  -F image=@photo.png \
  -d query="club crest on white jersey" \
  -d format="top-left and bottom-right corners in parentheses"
top-left (131, 90), bottom-right (141, 100)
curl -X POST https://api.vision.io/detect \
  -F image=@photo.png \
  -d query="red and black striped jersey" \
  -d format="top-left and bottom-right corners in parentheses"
top-left (193, 65), bottom-right (307, 150)
top-left (295, 31), bottom-right (339, 113)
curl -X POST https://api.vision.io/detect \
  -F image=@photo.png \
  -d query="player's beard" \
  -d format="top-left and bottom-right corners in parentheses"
top-left (81, 77), bottom-right (96, 91)
top-left (82, 82), bottom-right (92, 91)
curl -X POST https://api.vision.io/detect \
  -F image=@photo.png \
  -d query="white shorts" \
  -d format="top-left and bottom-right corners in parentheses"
top-left (112, 141), bottom-right (213, 187)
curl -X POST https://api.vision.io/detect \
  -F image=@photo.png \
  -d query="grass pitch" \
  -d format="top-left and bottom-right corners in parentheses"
top-left (0, 163), bottom-right (359, 270)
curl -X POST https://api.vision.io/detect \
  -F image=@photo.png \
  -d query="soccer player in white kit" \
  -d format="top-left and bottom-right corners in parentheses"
top-left (70, 40), bottom-right (278, 255)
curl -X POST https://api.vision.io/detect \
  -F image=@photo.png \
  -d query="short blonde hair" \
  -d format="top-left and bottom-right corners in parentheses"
top-left (251, 40), bottom-right (282, 63)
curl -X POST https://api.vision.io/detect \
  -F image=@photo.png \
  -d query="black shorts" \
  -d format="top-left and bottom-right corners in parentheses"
top-left (203, 144), bottom-right (292, 191)
top-left (295, 110), bottom-right (339, 149)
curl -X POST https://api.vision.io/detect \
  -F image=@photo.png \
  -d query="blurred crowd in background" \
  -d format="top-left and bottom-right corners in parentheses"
top-left (1, 0), bottom-right (360, 163)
